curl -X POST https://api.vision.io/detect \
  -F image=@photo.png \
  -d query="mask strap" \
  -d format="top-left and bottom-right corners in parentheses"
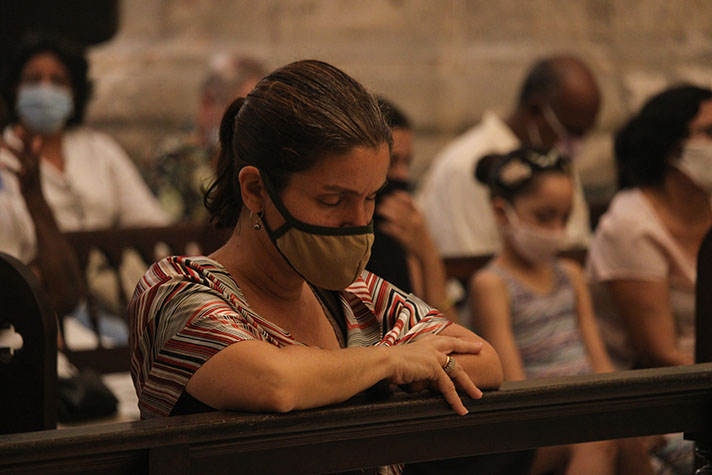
top-left (527, 121), bottom-right (543, 148)
top-left (257, 169), bottom-right (373, 236)
top-left (542, 103), bottom-right (569, 142)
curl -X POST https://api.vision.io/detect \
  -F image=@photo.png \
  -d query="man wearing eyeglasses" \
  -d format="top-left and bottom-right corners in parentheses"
top-left (417, 55), bottom-right (600, 257)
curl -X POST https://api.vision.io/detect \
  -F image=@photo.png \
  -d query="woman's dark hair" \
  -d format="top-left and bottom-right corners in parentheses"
top-left (615, 84), bottom-right (712, 189)
top-left (205, 59), bottom-right (393, 229)
top-left (475, 147), bottom-right (571, 203)
top-left (0, 31), bottom-right (92, 127)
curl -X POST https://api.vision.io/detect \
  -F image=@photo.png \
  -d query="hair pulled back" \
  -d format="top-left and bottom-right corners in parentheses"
top-left (205, 59), bottom-right (392, 228)
top-left (475, 147), bottom-right (571, 203)
top-left (615, 84), bottom-right (712, 189)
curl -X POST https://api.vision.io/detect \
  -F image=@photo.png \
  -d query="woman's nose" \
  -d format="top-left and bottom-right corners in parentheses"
top-left (342, 202), bottom-right (372, 227)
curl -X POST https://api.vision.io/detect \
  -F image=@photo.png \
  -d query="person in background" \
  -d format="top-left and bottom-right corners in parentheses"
top-left (367, 98), bottom-right (459, 323)
top-left (144, 54), bottom-right (267, 222)
top-left (470, 148), bottom-right (655, 475)
top-left (417, 55), bottom-right (599, 257)
top-left (0, 32), bottom-right (169, 319)
top-left (588, 84), bottom-right (712, 370)
top-left (586, 83), bottom-right (712, 475)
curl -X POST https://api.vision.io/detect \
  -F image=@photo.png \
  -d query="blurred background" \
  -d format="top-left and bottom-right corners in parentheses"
top-left (2, 0), bottom-right (712, 206)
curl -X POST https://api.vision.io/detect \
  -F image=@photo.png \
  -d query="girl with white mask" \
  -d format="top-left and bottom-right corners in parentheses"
top-left (470, 148), bottom-right (655, 474)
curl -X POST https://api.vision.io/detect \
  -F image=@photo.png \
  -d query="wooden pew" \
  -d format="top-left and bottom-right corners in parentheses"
top-left (0, 252), bottom-right (57, 435)
top-left (1, 227), bottom-right (711, 473)
top-left (0, 364), bottom-right (710, 474)
top-left (61, 224), bottom-right (228, 373)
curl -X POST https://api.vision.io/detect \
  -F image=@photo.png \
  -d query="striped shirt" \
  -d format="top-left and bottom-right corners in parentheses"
top-left (488, 261), bottom-right (591, 379)
top-left (129, 255), bottom-right (452, 419)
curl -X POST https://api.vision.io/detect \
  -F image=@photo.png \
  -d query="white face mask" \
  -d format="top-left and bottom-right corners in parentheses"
top-left (677, 141), bottom-right (712, 194)
top-left (503, 205), bottom-right (564, 264)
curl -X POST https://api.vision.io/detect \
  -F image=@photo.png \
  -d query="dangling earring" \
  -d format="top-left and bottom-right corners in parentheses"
top-left (252, 210), bottom-right (263, 230)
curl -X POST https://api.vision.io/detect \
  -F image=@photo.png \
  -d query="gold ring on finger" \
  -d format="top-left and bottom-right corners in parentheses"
top-left (442, 355), bottom-right (456, 375)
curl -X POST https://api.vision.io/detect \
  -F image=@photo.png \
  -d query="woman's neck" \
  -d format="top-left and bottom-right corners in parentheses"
top-left (498, 242), bottom-right (552, 275)
top-left (647, 168), bottom-right (711, 224)
top-left (497, 243), bottom-right (556, 292)
top-left (38, 131), bottom-right (64, 171)
top-left (211, 215), bottom-right (306, 304)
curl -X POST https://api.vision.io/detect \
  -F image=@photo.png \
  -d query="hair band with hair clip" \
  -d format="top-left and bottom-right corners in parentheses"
top-left (498, 159), bottom-right (533, 187)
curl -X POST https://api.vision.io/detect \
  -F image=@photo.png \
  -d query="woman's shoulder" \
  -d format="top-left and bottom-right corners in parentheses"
top-left (135, 255), bottom-right (231, 296)
top-left (64, 127), bottom-right (129, 159)
top-left (600, 188), bottom-right (660, 228)
top-left (592, 188), bottom-right (659, 245)
top-left (470, 266), bottom-right (507, 293)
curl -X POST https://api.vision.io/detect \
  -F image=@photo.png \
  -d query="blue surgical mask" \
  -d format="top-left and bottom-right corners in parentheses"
top-left (16, 84), bottom-right (74, 135)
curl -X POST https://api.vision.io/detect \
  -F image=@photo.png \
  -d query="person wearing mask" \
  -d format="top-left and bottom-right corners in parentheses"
top-left (0, 32), bottom-right (169, 319)
top-left (588, 85), bottom-right (712, 370)
top-left (470, 148), bottom-right (656, 475)
top-left (417, 55), bottom-right (600, 257)
top-left (128, 62), bottom-right (503, 474)
top-left (586, 85), bottom-right (712, 475)
top-left (144, 54), bottom-right (267, 222)
top-left (367, 98), bottom-right (459, 323)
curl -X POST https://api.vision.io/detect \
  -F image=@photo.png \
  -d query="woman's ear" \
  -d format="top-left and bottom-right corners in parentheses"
top-left (492, 197), bottom-right (509, 226)
top-left (238, 166), bottom-right (265, 213)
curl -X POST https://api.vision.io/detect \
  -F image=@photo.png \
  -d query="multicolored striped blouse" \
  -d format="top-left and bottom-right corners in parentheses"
top-left (129, 255), bottom-right (452, 419)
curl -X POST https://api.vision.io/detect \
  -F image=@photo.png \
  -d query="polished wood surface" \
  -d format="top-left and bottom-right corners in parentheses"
top-left (0, 252), bottom-right (57, 435)
top-left (1, 364), bottom-right (710, 474)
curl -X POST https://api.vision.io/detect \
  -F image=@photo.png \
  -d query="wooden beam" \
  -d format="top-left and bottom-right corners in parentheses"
top-left (1, 364), bottom-right (710, 474)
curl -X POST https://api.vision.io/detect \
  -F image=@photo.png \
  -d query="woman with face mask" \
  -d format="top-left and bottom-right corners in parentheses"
top-left (469, 148), bottom-right (657, 474)
top-left (128, 62), bottom-right (503, 471)
top-left (585, 85), bottom-right (712, 475)
top-left (588, 85), bottom-right (712, 371)
top-left (0, 33), bottom-right (169, 319)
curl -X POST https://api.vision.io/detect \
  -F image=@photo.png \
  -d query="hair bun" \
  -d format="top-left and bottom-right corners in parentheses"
top-left (474, 153), bottom-right (505, 185)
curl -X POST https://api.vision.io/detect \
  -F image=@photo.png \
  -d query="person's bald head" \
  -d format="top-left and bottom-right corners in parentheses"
top-left (515, 56), bottom-right (601, 151)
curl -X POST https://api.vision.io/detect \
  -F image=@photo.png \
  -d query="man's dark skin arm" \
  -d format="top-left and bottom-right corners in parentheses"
top-left (1, 127), bottom-right (84, 317)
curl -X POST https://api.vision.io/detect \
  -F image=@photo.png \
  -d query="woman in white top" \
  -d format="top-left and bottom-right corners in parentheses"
top-left (587, 85), bottom-right (712, 370)
top-left (0, 32), bottom-right (168, 316)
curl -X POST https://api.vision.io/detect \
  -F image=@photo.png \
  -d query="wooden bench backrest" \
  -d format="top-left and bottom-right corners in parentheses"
top-left (0, 252), bottom-right (57, 434)
top-left (697, 227), bottom-right (712, 364)
top-left (62, 223), bottom-right (228, 373)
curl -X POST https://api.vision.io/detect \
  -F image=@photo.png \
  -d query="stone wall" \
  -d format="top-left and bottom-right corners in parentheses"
top-left (86, 0), bottom-right (712, 202)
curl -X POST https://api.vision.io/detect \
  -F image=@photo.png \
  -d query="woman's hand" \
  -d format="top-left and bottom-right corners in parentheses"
top-left (0, 125), bottom-right (43, 196)
top-left (377, 191), bottom-right (432, 259)
top-left (386, 334), bottom-right (484, 415)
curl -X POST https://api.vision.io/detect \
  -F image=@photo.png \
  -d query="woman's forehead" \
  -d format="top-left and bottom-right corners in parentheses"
top-left (290, 144), bottom-right (390, 191)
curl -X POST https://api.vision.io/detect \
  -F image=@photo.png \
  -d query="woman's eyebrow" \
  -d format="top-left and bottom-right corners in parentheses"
top-left (320, 180), bottom-right (388, 195)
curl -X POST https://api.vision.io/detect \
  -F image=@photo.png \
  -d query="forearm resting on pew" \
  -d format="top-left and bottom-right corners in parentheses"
top-left (186, 334), bottom-right (498, 415)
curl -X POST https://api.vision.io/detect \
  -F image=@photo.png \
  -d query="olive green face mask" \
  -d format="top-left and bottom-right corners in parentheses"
top-left (259, 170), bottom-right (374, 290)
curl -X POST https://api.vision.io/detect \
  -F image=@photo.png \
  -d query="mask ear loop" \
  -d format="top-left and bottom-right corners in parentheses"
top-left (527, 120), bottom-right (543, 148)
